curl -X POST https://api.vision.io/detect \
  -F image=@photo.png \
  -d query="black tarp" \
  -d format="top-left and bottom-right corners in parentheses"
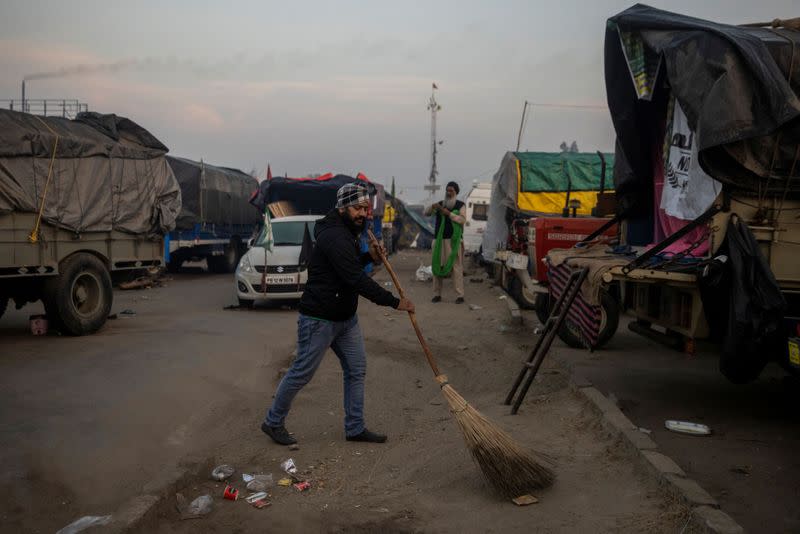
top-left (250, 174), bottom-right (377, 215)
top-left (606, 4), bottom-right (800, 213)
top-left (166, 156), bottom-right (261, 231)
top-left (700, 216), bottom-right (786, 383)
top-left (0, 109), bottom-right (180, 236)
top-left (384, 193), bottom-right (434, 250)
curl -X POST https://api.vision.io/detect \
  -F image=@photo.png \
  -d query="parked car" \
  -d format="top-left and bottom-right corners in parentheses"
top-left (235, 215), bottom-right (321, 307)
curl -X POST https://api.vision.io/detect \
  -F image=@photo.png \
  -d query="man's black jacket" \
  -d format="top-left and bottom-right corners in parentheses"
top-left (299, 209), bottom-right (399, 321)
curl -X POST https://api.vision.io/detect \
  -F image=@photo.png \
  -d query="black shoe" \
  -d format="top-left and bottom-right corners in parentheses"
top-left (455, 297), bottom-right (464, 304)
top-left (431, 296), bottom-right (441, 303)
top-left (261, 422), bottom-right (297, 445)
top-left (346, 429), bottom-right (387, 443)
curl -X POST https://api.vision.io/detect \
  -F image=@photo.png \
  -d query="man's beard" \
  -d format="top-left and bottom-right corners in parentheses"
top-left (343, 210), bottom-right (366, 234)
top-left (443, 196), bottom-right (457, 210)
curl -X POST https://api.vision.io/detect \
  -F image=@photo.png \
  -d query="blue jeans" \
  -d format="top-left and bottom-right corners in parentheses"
top-left (266, 314), bottom-right (367, 437)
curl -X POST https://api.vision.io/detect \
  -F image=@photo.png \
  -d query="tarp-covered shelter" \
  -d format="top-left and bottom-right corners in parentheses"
top-left (166, 156), bottom-right (261, 231)
top-left (574, 4), bottom-right (800, 381)
top-left (250, 173), bottom-right (377, 216)
top-left (607, 4), bottom-right (800, 229)
top-left (384, 194), bottom-right (435, 250)
top-left (0, 109), bottom-right (181, 236)
top-left (482, 151), bottom-right (613, 261)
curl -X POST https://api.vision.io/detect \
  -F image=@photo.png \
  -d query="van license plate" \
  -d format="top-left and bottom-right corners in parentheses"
top-left (266, 274), bottom-right (298, 284)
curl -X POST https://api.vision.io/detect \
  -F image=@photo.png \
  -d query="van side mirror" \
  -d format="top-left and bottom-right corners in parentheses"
top-left (247, 238), bottom-right (254, 248)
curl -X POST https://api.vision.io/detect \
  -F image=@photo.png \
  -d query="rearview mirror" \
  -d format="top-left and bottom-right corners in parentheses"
top-left (247, 238), bottom-right (254, 248)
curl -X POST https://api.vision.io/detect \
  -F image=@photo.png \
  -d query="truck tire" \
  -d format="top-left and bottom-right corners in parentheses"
top-left (0, 296), bottom-right (7, 319)
top-left (166, 254), bottom-right (183, 273)
top-left (209, 239), bottom-right (241, 274)
top-left (556, 291), bottom-right (620, 350)
top-left (508, 275), bottom-right (537, 310)
top-left (534, 292), bottom-right (550, 324)
top-left (43, 253), bottom-right (113, 335)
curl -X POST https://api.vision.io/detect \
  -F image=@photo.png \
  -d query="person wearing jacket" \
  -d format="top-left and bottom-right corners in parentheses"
top-left (261, 183), bottom-right (415, 445)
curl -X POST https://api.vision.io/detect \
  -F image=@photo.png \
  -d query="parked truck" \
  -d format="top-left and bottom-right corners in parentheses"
top-left (164, 156), bottom-right (262, 273)
top-left (482, 150), bottom-right (615, 321)
top-left (0, 110), bottom-right (181, 335)
top-left (538, 6), bottom-right (800, 383)
top-left (462, 182), bottom-right (491, 254)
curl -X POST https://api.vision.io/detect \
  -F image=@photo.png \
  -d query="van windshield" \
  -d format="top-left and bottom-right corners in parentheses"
top-left (255, 221), bottom-right (316, 247)
top-left (472, 204), bottom-right (488, 221)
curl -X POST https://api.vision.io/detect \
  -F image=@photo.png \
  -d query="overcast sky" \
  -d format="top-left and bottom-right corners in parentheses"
top-left (1, 0), bottom-right (794, 201)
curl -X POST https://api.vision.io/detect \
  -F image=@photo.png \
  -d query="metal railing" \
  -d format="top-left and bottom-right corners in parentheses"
top-left (1, 99), bottom-right (89, 118)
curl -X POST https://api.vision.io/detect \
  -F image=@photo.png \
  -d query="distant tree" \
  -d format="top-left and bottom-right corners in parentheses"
top-left (559, 141), bottom-right (579, 153)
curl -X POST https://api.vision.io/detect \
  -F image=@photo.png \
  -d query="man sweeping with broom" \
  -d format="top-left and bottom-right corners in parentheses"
top-left (424, 181), bottom-right (466, 303)
top-left (261, 183), bottom-right (415, 446)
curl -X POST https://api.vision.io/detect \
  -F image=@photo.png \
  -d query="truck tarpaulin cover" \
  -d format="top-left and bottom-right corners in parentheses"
top-left (250, 173), bottom-right (377, 215)
top-left (166, 156), bottom-right (261, 231)
top-left (0, 109), bottom-right (181, 236)
top-left (482, 151), bottom-right (613, 261)
top-left (606, 4), bottom-right (800, 214)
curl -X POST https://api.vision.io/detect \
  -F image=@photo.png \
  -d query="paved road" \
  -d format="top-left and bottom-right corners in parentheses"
top-left (0, 268), bottom-right (297, 533)
top-left (552, 316), bottom-right (800, 533)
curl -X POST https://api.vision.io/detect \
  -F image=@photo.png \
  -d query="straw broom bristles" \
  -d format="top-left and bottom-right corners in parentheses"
top-left (436, 374), bottom-right (555, 497)
top-left (438, 378), bottom-right (555, 496)
top-left (365, 230), bottom-right (554, 498)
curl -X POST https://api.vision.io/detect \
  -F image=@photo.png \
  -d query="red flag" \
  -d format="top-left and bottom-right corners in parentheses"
top-left (266, 164), bottom-right (272, 181)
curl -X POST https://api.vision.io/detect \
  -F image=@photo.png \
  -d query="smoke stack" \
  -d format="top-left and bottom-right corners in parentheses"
top-left (21, 80), bottom-right (25, 112)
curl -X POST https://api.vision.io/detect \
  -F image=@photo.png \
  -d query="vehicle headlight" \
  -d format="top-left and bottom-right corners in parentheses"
top-left (238, 254), bottom-right (253, 273)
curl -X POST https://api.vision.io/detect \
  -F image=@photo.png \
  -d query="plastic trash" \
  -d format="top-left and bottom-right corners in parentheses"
top-left (281, 458), bottom-right (298, 476)
top-left (223, 485), bottom-right (239, 500)
top-left (56, 515), bottom-right (112, 534)
top-left (211, 464), bottom-right (235, 481)
top-left (243, 473), bottom-right (274, 492)
top-left (29, 315), bottom-right (48, 335)
top-left (664, 420), bottom-right (711, 436)
top-left (176, 493), bottom-right (213, 519)
top-left (245, 491), bottom-right (269, 503)
top-left (415, 265), bottom-right (433, 282)
top-left (246, 492), bottom-right (270, 508)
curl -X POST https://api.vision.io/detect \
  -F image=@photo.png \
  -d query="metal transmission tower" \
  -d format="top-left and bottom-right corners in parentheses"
top-left (425, 83), bottom-right (442, 199)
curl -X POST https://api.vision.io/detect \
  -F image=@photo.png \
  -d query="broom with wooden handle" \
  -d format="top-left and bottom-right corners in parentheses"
top-left (368, 230), bottom-right (554, 497)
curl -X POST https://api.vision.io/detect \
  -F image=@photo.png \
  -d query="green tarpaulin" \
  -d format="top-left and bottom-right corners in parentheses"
top-left (516, 152), bottom-right (614, 192)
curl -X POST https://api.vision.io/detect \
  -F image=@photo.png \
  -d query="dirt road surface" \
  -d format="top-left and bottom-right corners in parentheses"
top-left (1, 252), bottom-right (695, 532)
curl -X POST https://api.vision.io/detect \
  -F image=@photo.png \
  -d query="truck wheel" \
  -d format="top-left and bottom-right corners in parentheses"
top-left (166, 254), bottom-right (183, 273)
top-left (508, 275), bottom-right (537, 310)
top-left (0, 296), bottom-right (7, 319)
top-left (556, 291), bottom-right (620, 349)
top-left (534, 292), bottom-right (550, 324)
top-left (43, 253), bottom-right (113, 335)
top-left (209, 239), bottom-right (241, 274)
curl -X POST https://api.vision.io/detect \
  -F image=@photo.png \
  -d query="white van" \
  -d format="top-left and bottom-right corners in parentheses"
top-left (462, 182), bottom-right (491, 254)
top-left (235, 214), bottom-right (322, 307)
